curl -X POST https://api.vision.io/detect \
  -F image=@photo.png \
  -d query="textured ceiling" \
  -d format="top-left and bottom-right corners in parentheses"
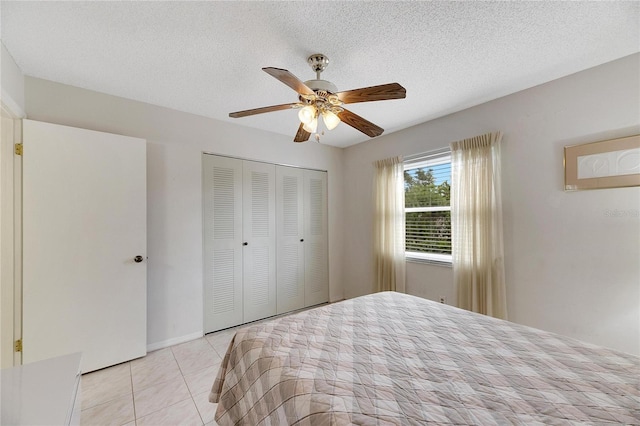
top-left (1, 1), bottom-right (639, 148)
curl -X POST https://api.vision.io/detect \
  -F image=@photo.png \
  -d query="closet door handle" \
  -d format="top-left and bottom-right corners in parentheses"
top-left (243, 242), bottom-right (248, 246)
top-left (300, 239), bottom-right (304, 242)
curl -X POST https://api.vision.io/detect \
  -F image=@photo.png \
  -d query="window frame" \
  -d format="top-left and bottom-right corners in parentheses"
top-left (403, 151), bottom-right (452, 265)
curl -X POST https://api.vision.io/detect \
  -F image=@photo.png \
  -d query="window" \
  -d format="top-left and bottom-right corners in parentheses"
top-left (404, 151), bottom-right (452, 263)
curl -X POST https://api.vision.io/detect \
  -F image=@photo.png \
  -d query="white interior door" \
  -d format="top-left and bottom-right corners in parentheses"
top-left (276, 166), bottom-right (305, 314)
top-left (242, 160), bottom-right (276, 323)
top-left (304, 169), bottom-right (329, 307)
top-left (1, 110), bottom-right (17, 369)
top-left (203, 155), bottom-right (243, 333)
top-left (22, 119), bottom-right (146, 373)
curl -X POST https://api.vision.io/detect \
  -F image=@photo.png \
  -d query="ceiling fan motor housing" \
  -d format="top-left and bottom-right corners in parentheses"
top-left (304, 79), bottom-right (338, 94)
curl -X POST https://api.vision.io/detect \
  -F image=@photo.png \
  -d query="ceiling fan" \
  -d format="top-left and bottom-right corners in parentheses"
top-left (229, 54), bottom-right (407, 142)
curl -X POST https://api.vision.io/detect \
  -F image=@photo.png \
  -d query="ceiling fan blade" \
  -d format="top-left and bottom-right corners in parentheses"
top-left (338, 109), bottom-right (384, 138)
top-left (229, 103), bottom-right (299, 118)
top-left (294, 123), bottom-right (311, 143)
top-left (336, 83), bottom-right (406, 104)
top-left (263, 67), bottom-right (315, 96)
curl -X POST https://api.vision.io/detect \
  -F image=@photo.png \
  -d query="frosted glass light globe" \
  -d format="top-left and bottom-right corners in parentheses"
top-left (322, 111), bottom-right (340, 130)
top-left (302, 116), bottom-right (318, 133)
top-left (298, 105), bottom-right (316, 124)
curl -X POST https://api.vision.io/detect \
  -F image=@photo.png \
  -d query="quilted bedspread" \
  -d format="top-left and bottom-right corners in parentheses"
top-left (210, 292), bottom-right (639, 425)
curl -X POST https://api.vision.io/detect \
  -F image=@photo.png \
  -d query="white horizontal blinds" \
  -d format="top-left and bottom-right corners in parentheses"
top-left (404, 151), bottom-right (452, 258)
top-left (203, 155), bottom-right (243, 332)
top-left (276, 166), bottom-right (305, 314)
top-left (304, 169), bottom-right (329, 307)
top-left (242, 161), bottom-right (276, 323)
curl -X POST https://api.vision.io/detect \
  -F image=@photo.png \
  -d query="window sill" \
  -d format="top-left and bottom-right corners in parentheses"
top-left (405, 252), bottom-right (452, 267)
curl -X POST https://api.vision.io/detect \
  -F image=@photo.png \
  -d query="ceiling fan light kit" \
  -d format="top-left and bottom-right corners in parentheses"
top-left (302, 115), bottom-right (318, 134)
top-left (322, 110), bottom-right (340, 130)
top-left (229, 53), bottom-right (406, 143)
top-left (298, 105), bottom-right (316, 125)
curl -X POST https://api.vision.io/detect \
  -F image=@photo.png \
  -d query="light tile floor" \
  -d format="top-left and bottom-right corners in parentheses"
top-left (80, 329), bottom-right (235, 426)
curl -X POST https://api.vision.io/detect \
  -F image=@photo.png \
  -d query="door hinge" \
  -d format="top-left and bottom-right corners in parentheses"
top-left (14, 143), bottom-right (23, 156)
top-left (14, 339), bottom-right (22, 352)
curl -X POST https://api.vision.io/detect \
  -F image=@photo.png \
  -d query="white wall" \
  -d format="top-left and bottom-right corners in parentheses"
top-left (343, 53), bottom-right (640, 355)
top-left (19, 53), bottom-right (640, 356)
top-left (1, 42), bottom-right (25, 116)
top-left (24, 77), bottom-right (344, 349)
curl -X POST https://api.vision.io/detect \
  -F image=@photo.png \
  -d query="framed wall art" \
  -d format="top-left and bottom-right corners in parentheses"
top-left (564, 134), bottom-right (640, 191)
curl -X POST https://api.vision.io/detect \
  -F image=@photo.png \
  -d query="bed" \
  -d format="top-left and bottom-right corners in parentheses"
top-left (209, 292), bottom-right (639, 425)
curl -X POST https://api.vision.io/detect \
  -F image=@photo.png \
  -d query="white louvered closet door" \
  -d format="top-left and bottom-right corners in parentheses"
top-left (203, 155), bottom-right (243, 333)
top-left (304, 170), bottom-right (329, 307)
top-left (242, 161), bottom-right (277, 323)
top-left (276, 166), bottom-right (305, 314)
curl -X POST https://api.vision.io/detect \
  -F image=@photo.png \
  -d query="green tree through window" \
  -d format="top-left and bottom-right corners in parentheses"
top-left (404, 159), bottom-right (451, 260)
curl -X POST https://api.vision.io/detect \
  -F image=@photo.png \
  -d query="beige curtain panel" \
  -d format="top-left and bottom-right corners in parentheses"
top-left (451, 132), bottom-right (507, 319)
top-left (373, 156), bottom-right (406, 293)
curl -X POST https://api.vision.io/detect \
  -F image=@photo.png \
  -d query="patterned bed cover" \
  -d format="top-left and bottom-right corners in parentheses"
top-left (210, 292), bottom-right (639, 425)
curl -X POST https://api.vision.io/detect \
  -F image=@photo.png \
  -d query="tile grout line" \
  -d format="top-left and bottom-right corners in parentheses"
top-left (195, 335), bottom-right (224, 425)
top-left (132, 350), bottom-right (176, 422)
top-left (82, 333), bottom-right (231, 425)
top-left (170, 344), bottom-right (188, 377)
top-left (128, 362), bottom-right (137, 426)
top-left (80, 363), bottom-right (134, 414)
top-left (169, 344), bottom-right (205, 425)
top-left (193, 392), bottom-right (206, 425)
top-left (135, 397), bottom-right (197, 425)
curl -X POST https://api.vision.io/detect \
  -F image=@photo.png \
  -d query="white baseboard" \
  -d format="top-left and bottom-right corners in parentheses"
top-left (146, 331), bottom-right (204, 352)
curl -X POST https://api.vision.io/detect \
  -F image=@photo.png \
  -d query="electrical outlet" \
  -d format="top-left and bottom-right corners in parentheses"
top-left (439, 296), bottom-right (446, 304)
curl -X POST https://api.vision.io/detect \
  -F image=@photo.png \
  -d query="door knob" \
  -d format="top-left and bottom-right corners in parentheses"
top-left (134, 255), bottom-right (144, 263)
top-left (300, 239), bottom-right (304, 242)
top-left (243, 242), bottom-right (248, 246)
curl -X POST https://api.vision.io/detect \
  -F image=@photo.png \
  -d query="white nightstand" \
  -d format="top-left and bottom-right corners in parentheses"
top-left (1, 352), bottom-right (82, 425)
